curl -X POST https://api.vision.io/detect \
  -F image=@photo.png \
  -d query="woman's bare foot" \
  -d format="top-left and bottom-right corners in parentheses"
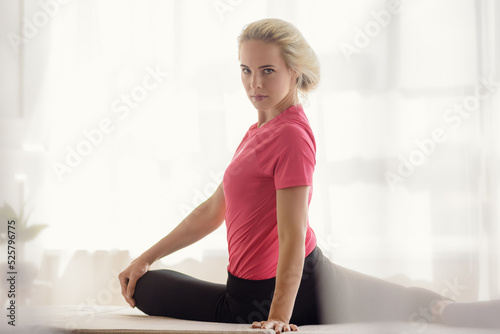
top-left (432, 299), bottom-right (500, 328)
top-left (431, 299), bottom-right (455, 321)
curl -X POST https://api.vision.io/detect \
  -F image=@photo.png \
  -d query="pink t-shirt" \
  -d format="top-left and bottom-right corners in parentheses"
top-left (223, 104), bottom-right (317, 280)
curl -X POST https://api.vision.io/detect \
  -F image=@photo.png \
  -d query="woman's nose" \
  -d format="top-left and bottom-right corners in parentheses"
top-left (250, 74), bottom-right (261, 89)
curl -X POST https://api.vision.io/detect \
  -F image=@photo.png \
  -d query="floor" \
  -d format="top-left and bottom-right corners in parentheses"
top-left (8, 306), bottom-right (499, 334)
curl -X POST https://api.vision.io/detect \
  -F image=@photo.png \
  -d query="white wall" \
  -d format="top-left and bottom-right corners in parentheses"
top-left (0, 0), bottom-right (499, 306)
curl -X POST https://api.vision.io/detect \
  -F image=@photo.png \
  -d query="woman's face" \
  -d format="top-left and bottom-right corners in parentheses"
top-left (239, 40), bottom-right (298, 114)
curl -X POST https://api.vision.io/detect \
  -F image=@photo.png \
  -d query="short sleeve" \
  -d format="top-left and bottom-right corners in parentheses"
top-left (273, 124), bottom-right (316, 189)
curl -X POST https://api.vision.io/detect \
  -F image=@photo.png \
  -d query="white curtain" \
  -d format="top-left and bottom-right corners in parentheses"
top-left (0, 0), bottom-right (498, 305)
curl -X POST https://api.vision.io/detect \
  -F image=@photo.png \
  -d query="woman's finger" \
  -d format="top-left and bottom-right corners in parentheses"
top-left (125, 275), bottom-right (138, 307)
top-left (118, 273), bottom-right (135, 308)
top-left (262, 321), bottom-right (275, 329)
top-left (250, 320), bottom-right (297, 333)
top-left (251, 321), bottom-right (263, 328)
top-left (118, 273), bottom-right (129, 298)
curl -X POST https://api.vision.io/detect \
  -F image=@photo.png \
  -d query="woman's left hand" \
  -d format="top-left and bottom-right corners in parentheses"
top-left (251, 320), bottom-right (299, 333)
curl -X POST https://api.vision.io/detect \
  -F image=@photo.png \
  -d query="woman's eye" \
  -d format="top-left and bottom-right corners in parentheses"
top-left (263, 68), bottom-right (274, 74)
top-left (242, 68), bottom-right (250, 74)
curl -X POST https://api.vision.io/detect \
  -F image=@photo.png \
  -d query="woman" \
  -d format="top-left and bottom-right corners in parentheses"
top-left (119, 18), bottom-right (499, 332)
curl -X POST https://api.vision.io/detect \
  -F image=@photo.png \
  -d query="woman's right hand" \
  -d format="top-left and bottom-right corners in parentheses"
top-left (118, 257), bottom-right (151, 308)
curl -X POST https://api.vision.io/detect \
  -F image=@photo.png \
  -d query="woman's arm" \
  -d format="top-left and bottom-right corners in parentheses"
top-left (139, 181), bottom-right (226, 264)
top-left (119, 181), bottom-right (226, 307)
top-left (253, 185), bottom-right (310, 333)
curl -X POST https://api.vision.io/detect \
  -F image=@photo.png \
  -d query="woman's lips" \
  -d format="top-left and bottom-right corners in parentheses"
top-left (251, 95), bottom-right (267, 102)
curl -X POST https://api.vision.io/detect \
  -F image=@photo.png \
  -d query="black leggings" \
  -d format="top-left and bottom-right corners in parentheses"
top-left (134, 247), bottom-right (450, 325)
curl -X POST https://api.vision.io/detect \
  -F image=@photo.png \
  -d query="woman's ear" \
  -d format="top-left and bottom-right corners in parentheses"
top-left (290, 69), bottom-right (300, 84)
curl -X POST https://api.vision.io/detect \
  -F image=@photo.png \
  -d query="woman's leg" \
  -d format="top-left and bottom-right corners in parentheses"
top-left (133, 268), bottom-right (310, 325)
top-left (315, 249), bottom-right (450, 324)
top-left (133, 269), bottom-right (227, 322)
top-left (222, 253), bottom-right (321, 326)
top-left (438, 300), bottom-right (500, 328)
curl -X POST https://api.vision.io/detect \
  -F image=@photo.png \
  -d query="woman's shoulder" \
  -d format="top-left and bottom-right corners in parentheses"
top-left (278, 117), bottom-right (315, 143)
top-left (253, 114), bottom-right (314, 148)
top-left (280, 105), bottom-right (313, 131)
top-left (273, 122), bottom-right (308, 142)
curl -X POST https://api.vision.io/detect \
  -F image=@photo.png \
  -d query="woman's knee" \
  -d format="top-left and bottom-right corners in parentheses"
top-left (133, 270), bottom-right (171, 316)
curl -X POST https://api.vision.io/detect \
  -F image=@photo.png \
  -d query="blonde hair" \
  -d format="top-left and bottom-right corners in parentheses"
top-left (238, 18), bottom-right (320, 100)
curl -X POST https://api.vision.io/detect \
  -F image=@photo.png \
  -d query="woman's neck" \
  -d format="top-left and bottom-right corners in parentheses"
top-left (257, 93), bottom-right (298, 128)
